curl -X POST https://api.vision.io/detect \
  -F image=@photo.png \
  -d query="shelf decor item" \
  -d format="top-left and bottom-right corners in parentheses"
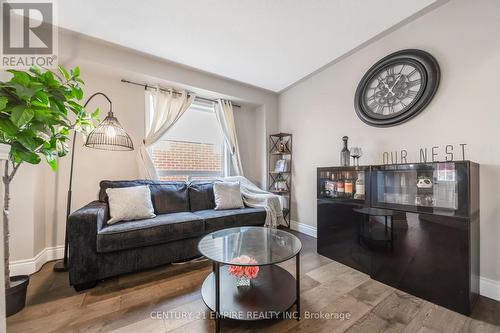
top-left (354, 49), bottom-right (440, 127)
top-left (228, 255), bottom-right (259, 288)
top-left (274, 174), bottom-right (287, 192)
top-left (351, 147), bottom-right (362, 166)
top-left (274, 159), bottom-right (287, 172)
top-left (278, 140), bottom-right (286, 153)
top-left (340, 136), bottom-right (350, 166)
top-left (0, 65), bottom-right (98, 316)
top-left (268, 133), bottom-right (293, 227)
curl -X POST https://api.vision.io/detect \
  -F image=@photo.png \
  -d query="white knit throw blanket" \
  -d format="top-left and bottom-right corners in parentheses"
top-left (221, 176), bottom-right (283, 228)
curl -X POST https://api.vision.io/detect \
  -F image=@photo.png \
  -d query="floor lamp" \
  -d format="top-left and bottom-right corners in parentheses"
top-left (53, 92), bottom-right (134, 272)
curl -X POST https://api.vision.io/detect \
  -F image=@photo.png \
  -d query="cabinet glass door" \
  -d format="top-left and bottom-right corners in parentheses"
top-left (317, 167), bottom-right (370, 203)
top-left (371, 162), bottom-right (468, 217)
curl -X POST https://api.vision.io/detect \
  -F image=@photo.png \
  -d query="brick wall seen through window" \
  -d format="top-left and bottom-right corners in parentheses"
top-left (151, 140), bottom-right (223, 181)
top-left (147, 97), bottom-right (227, 181)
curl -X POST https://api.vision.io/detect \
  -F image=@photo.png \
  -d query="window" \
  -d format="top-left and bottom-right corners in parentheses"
top-left (147, 97), bottom-right (229, 181)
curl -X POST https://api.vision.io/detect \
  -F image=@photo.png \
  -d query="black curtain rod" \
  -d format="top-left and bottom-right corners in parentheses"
top-left (120, 79), bottom-right (241, 108)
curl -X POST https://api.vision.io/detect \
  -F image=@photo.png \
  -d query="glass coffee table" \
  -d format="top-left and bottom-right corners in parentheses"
top-left (198, 226), bottom-right (302, 333)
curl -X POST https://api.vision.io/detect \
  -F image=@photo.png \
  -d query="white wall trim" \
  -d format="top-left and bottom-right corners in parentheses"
top-left (290, 220), bottom-right (317, 238)
top-left (480, 276), bottom-right (500, 302)
top-left (290, 220), bottom-right (500, 301)
top-left (9, 245), bottom-right (64, 276)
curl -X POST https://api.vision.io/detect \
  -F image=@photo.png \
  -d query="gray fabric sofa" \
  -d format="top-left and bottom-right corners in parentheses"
top-left (68, 180), bottom-right (266, 291)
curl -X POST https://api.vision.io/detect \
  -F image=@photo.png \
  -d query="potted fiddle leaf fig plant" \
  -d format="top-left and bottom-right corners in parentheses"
top-left (0, 65), bottom-right (98, 316)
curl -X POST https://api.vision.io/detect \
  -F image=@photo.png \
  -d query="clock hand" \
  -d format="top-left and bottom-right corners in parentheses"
top-left (389, 75), bottom-right (402, 92)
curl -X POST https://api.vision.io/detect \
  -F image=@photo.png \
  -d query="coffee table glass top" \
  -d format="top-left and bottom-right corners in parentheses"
top-left (198, 227), bottom-right (302, 266)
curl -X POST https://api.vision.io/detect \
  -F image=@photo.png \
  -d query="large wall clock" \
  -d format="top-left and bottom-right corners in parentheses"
top-left (354, 49), bottom-right (440, 127)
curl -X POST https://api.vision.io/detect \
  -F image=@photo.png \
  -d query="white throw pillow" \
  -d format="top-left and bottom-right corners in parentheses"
top-left (213, 181), bottom-right (244, 210)
top-left (106, 185), bottom-right (156, 224)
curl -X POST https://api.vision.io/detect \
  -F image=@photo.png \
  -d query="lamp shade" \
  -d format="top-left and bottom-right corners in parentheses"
top-left (85, 112), bottom-right (134, 151)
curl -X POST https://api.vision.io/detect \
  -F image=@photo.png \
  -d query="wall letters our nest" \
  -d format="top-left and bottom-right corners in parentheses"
top-left (382, 144), bottom-right (467, 164)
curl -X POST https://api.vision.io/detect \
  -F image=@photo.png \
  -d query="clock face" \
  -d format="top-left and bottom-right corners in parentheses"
top-left (354, 50), bottom-right (440, 127)
top-left (364, 63), bottom-right (423, 116)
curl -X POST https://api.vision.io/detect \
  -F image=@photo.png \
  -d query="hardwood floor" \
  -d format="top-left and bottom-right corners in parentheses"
top-left (7, 231), bottom-right (500, 333)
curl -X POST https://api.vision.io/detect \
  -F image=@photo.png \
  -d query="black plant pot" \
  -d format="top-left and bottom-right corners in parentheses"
top-left (6, 275), bottom-right (29, 316)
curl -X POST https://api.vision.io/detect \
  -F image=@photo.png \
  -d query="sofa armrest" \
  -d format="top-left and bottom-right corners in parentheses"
top-left (68, 200), bottom-right (108, 286)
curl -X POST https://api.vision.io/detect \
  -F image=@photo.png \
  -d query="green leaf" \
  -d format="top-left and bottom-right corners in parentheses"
top-left (10, 106), bottom-right (34, 127)
top-left (17, 130), bottom-right (43, 151)
top-left (11, 143), bottom-right (40, 164)
top-left (44, 151), bottom-right (58, 171)
top-left (0, 96), bottom-right (7, 111)
top-left (0, 116), bottom-right (18, 136)
top-left (91, 108), bottom-right (100, 120)
top-left (57, 66), bottom-right (70, 80)
top-left (29, 66), bottom-right (42, 76)
top-left (34, 90), bottom-right (49, 106)
top-left (72, 67), bottom-right (80, 78)
top-left (31, 122), bottom-right (52, 141)
top-left (9, 83), bottom-right (36, 100)
top-left (56, 140), bottom-right (69, 157)
top-left (59, 126), bottom-right (69, 136)
top-left (71, 85), bottom-right (83, 101)
top-left (43, 71), bottom-right (59, 87)
top-left (7, 70), bottom-right (30, 86)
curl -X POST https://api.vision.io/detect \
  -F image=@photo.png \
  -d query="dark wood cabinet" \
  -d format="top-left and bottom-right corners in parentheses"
top-left (317, 161), bottom-right (479, 315)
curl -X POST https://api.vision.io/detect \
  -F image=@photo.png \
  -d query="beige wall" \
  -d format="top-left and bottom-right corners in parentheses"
top-left (279, 0), bottom-right (500, 283)
top-left (6, 31), bottom-right (278, 267)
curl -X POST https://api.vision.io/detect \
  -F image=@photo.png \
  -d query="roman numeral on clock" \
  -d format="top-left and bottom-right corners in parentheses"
top-left (408, 79), bottom-right (421, 87)
top-left (407, 90), bottom-right (418, 98)
top-left (408, 69), bottom-right (419, 77)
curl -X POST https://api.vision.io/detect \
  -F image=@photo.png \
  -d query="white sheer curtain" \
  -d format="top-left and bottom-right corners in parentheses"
top-left (215, 99), bottom-right (243, 176)
top-left (139, 88), bottom-right (195, 179)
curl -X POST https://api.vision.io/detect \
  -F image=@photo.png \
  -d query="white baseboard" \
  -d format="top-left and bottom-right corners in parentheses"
top-left (9, 245), bottom-right (64, 276)
top-left (290, 220), bottom-right (500, 301)
top-left (480, 276), bottom-right (500, 302)
top-left (290, 220), bottom-right (317, 238)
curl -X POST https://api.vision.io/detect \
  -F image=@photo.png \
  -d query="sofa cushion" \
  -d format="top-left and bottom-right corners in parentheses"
top-left (99, 180), bottom-right (153, 202)
top-left (194, 207), bottom-right (266, 233)
top-left (149, 183), bottom-right (189, 214)
top-left (99, 180), bottom-right (189, 214)
top-left (188, 181), bottom-right (216, 211)
top-left (106, 185), bottom-right (156, 224)
top-left (97, 212), bottom-right (204, 253)
top-left (213, 181), bottom-right (244, 210)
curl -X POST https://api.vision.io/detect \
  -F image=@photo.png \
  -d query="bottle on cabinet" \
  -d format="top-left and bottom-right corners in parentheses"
top-left (344, 172), bottom-right (354, 198)
top-left (354, 172), bottom-right (365, 200)
top-left (340, 136), bottom-right (350, 167)
top-left (336, 173), bottom-right (345, 198)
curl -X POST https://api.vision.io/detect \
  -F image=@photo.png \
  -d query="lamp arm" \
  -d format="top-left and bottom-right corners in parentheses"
top-left (83, 92), bottom-right (113, 113)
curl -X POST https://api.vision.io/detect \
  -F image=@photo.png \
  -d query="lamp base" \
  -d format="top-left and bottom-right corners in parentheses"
top-left (53, 260), bottom-right (69, 272)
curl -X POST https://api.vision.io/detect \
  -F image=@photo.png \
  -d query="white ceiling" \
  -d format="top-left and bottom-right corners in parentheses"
top-left (57, 0), bottom-right (437, 92)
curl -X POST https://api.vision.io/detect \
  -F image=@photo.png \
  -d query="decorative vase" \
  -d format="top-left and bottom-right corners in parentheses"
top-left (236, 276), bottom-right (251, 288)
top-left (275, 180), bottom-right (286, 192)
top-left (340, 136), bottom-right (350, 166)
